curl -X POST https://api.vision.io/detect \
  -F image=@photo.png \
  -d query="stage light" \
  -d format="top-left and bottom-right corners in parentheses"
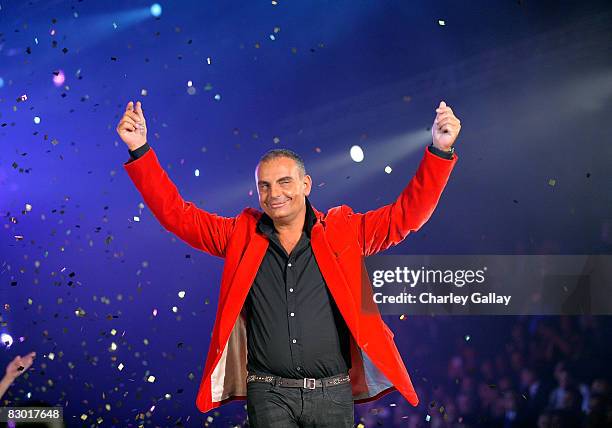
top-left (150, 3), bottom-right (162, 17)
top-left (1, 333), bottom-right (13, 348)
top-left (52, 69), bottom-right (65, 86)
top-left (350, 145), bottom-right (364, 162)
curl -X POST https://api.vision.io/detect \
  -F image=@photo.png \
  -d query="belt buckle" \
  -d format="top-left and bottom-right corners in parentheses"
top-left (303, 378), bottom-right (316, 389)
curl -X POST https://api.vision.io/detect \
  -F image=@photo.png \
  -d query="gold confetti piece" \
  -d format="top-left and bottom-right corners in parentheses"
top-left (548, 179), bottom-right (556, 186)
top-left (399, 314), bottom-right (406, 320)
top-left (25, 203), bottom-right (32, 211)
top-left (178, 291), bottom-right (186, 298)
top-left (438, 20), bottom-right (446, 26)
top-left (109, 342), bottom-right (117, 351)
top-left (118, 363), bottom-right (124, 371)
top-left (80, 414), bottom-right (87, 421)
top-left (147, 375), bottom-right (156, 382)
top-left (110, 329), bottom-right (117, 335)
top-left (48, 352), bottom-right (55, 360)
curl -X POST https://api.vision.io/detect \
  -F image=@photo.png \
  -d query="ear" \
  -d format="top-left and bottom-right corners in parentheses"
top-left (303, 174), bottom-right (312, 196)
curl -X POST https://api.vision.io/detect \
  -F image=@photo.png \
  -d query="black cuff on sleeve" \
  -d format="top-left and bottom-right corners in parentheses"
top-left (428, 143), bottom-right (454, 160)
top-left (128, 142), bottom-right (151, 160)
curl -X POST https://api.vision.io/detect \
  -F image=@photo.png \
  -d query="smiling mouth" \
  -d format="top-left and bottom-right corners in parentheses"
top-left (269, 200), bottom-right (289, 209)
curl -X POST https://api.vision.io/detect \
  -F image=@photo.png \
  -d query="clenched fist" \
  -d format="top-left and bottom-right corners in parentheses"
top-left (432, 101), bottom-right (461, 152)
top-left (116, 100), bottom-right (147, 151)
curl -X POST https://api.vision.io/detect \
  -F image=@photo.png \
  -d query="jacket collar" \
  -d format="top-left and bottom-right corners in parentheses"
top-left (257, 195), bottom-right (320, 237)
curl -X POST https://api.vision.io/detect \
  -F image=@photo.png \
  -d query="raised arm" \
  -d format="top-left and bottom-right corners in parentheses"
top-left (346, 101), bottom-right (461, 256)
top-left (117, 101), bottom-right (236, 258)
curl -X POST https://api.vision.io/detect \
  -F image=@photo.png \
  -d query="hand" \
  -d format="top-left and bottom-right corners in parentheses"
top-left (4, 352), bottom-right (36, 382)
top-left (116, 100), bottom-right (147, 151)
top-left (432, 101), bottom-right (461, 151)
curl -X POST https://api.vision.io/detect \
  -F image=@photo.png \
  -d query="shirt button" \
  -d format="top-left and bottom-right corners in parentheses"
top-left (290, 312), bottom-right (295, 317)
top-left (289, 288), bottom-right (294, 292)
top-left (292, 339), bottom-right (297, 344)
top-left (297, 366), bottom-right (302, 371)
top-left (288, 262), bottom-right (292, 267)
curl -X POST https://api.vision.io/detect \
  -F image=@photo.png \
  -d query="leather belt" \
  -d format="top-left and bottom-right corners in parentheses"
top-left (246, 372), bottom-right (350, 390)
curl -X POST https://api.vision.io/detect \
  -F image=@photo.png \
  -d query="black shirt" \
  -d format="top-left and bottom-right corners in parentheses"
top-left (245, 196), bottom-right (352, 379)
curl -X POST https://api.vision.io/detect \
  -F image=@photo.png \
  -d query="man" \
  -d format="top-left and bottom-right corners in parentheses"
top-left (117, 100), bottom-right (460, 427)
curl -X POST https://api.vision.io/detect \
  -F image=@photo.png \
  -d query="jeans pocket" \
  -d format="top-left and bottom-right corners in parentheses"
top-left (323, 382), bottom-right (354, 407)
top-left (247, 381), bottom-right (275, 397)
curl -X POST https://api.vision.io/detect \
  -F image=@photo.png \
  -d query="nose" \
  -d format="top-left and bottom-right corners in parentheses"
top-left (270, 183), bottom-right (283, 199)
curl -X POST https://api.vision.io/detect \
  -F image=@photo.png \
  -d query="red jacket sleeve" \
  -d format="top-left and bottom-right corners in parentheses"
top-left (345, 146), bottom-right (458, 257)
top-left (123, 147), bottom-right (236, 258)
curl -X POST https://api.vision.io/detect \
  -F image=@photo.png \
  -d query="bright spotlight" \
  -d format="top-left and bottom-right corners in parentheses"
top-left (150, 3), bottom-right (162, 17)
top-left (1, 333), bottom-right (13, 348)
top-left (350, 145), bottom-right (364, 162)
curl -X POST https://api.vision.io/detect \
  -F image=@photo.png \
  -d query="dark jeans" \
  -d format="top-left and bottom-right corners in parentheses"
top-left (246, 378), bottom-right (354, 427)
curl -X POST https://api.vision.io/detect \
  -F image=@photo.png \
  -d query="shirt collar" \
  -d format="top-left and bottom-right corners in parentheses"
top-left (257, 196), bottom-right (317, 237)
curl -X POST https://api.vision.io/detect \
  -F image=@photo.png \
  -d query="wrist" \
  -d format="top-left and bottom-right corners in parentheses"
top-left (1, 375), bottom-right (15, 385)
top-left (431, 142), bottom-right (453, 152)
top-left (128, 141), bottom-right (147, 152)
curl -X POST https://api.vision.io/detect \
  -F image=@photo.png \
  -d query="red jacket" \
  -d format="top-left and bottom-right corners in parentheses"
top-left (124, 146), bottom-right (457, 414)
